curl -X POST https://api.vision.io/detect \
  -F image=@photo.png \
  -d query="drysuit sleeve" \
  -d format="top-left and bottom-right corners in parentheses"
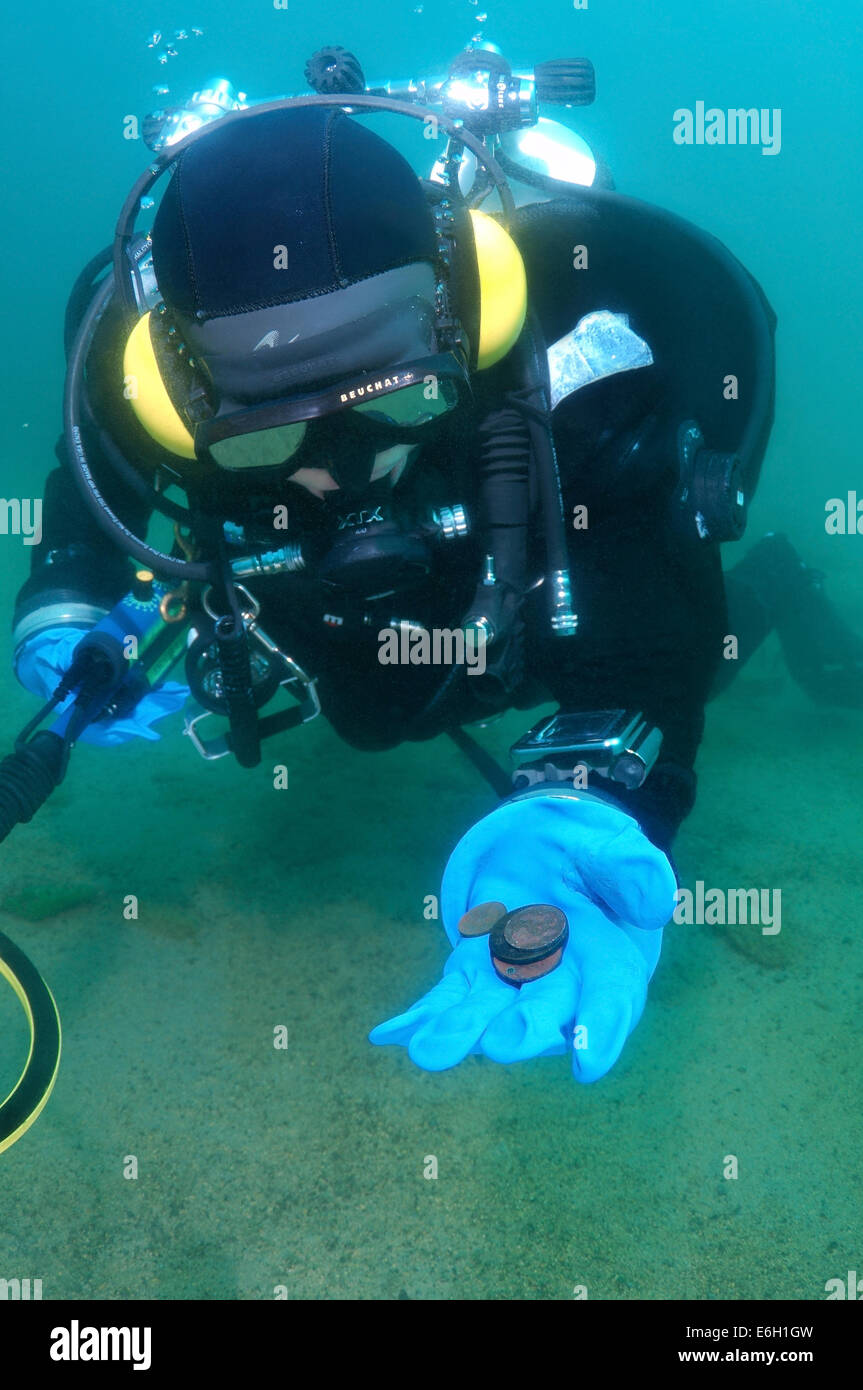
top-left (12, 434), bottom-right (152, 650)
top-left (534, 493), bottom-right (728, 855)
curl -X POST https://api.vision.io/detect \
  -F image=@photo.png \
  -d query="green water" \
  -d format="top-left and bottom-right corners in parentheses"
top-left (1, 0), bottom-right (861, 1301)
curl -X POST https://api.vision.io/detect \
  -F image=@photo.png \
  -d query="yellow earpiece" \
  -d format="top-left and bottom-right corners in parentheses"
top-left (123, 312), bottom-right (196, 459)
top-left (469, 209), bottom-right (528, 369)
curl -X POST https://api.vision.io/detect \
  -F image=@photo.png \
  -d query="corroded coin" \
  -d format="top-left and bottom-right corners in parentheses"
top-left (491, 947), bottom-right (567, 986)
top-left (457, 900), bottom-right (507, 938)
top-left (490, 904), bottom-right (569, 984)
top-left (504, 905), bottom-right (567, 955)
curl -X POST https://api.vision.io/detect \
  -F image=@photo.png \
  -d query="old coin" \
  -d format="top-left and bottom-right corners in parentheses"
top-left (491, 904), bottom-right (568, 963)
top-left (489, 904), bottom-right (569, 985)
top-left (457, 900), bottom-right (507, 938)
top-left (491, 947), bottom-right (567, 985)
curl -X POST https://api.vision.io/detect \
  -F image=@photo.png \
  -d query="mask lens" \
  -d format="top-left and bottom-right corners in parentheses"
top-left (209, 421), bottom-right (307, 470)
top-left (200, 360), bottom-right (466, 470)
top-left (350, 377), bottom-right (460, 427)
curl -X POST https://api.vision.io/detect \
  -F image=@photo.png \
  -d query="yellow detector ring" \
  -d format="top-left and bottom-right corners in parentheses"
top-left (0, 930), bottom-right (62, 1154)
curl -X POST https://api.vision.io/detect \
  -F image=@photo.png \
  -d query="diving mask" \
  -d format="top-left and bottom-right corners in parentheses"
top-left (193, 352), bottom-right (470, 478)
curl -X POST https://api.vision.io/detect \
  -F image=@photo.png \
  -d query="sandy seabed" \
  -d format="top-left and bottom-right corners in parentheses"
top-left (1, 555), bottom-right (861, 1303)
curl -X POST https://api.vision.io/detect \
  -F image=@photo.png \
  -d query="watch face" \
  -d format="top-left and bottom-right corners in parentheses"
top-left (511, 709), bottom-right (634, 759)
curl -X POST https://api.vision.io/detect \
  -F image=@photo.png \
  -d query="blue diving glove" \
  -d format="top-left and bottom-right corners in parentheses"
top-left (14, 625), bottom-right (189, 747)
top-left (370, 792), bottom-right (677, 1082)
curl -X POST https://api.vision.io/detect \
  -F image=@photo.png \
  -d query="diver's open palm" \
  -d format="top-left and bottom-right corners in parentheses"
top-left (369, 794), bottom-right (675, 1082)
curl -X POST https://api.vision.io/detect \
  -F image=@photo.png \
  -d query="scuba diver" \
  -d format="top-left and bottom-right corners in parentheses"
top-left (4, 45), bottom-right (862, 1102)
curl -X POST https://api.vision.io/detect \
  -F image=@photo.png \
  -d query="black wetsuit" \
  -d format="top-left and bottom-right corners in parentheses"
top-left (13, 194), bottom-right (776, 855)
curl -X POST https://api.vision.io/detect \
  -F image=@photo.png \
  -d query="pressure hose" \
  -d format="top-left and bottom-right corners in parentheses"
top-left (518, 310), bottom-right (578, 636)
top-left (462, 312), bottom-right (577, 694)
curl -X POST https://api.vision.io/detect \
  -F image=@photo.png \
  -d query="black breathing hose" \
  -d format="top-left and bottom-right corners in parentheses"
top-left (63, 244), bottom-right (113, 361)
top-left (462, 313), bottom-right (574, 677)
top-left (63, 273), bottom-right (214, 583)
top-left (517, 313), bottom-right (575, 619)
top-left (63, 247), bottom-right (195, 528)
top-left (467, 400), bottom-right (532, 687)
top-left (496, 148), bottom-right (614, 196)
top-left (80, 391), bottom-right (193, 527)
